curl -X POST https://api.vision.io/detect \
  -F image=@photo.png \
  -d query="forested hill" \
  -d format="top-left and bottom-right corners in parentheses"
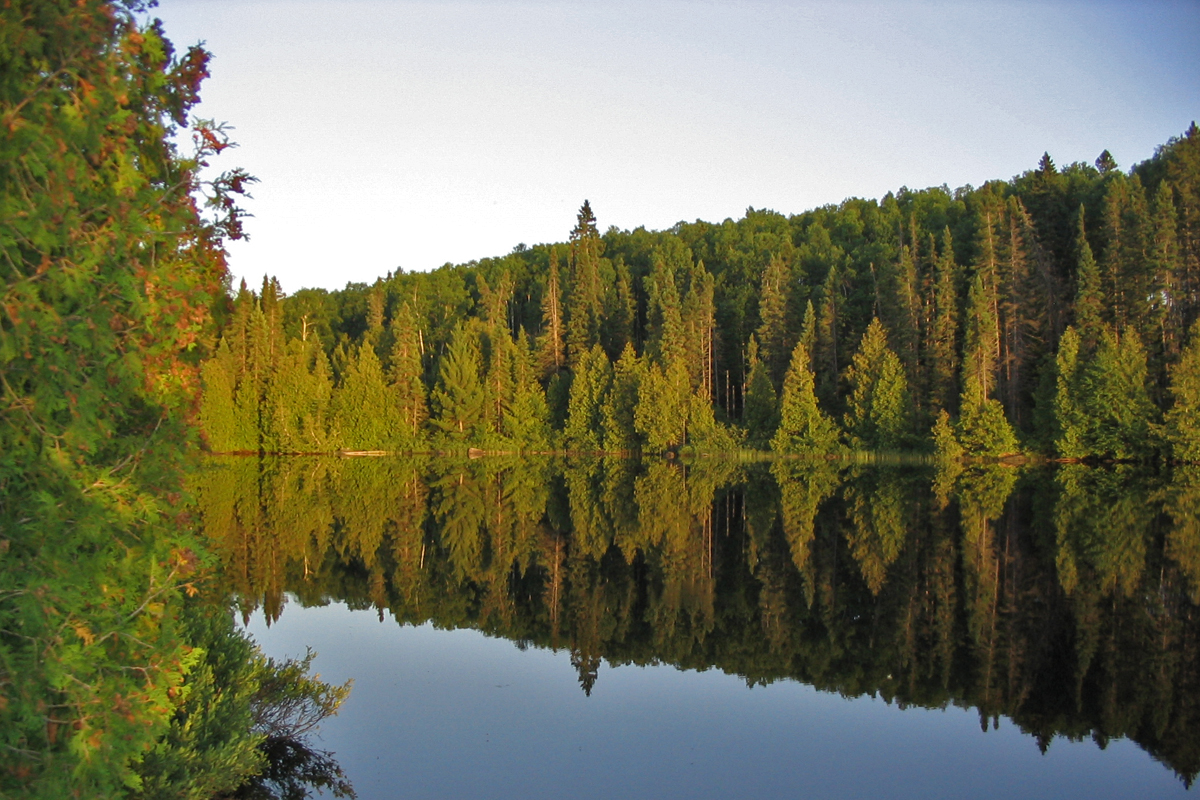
top-left (200, 128), bottom-right (1200, 459)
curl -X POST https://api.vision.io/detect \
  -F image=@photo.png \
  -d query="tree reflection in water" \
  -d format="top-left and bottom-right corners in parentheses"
top-left (194, 456), bottom-right (1200, 786)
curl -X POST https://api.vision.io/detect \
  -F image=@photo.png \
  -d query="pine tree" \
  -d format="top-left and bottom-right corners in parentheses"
top-left (756, 253), bottom-right (791, 386)
top-left (1166, 318), bottom-right (1200, 462)
top-left (330, 339), bottom-right (398, 450)
top-left (430, 324), bottom-right (486, 442)
top-left (566, 201), bottom-right (605, 365)
top-left (742, 336), bottom-right (778, 448)
top-left (682, 258), bottom-right (716, 399)
top-left (843, 319), bottom-right (910, 451)
top-left (564, 344), bottom-right (612, 451)
top-left (387, 301), bottom-right (428, 444)
top-left (1079, 328), bottom-right (1157, 459)
top-left (927, 229), bottom-right (960, 413)
top-left (771, 341), bottom-right (838, 453)
top-left (504, 330), bottom-right (552, 450)
top-left (1073, 207), bottom-right (1104, 348)
top-left (601, 344), bottom-right (643, 452)
top-left (537, 247), bottom-right (566, 379)
top-left (199, 338), bottom-right (238, 452)
top-left (635, 359), bottom-right (691, 452)
top-left (1053, 327), bottom-right (1088, 458)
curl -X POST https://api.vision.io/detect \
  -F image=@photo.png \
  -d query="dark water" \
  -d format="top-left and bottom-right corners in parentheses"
top-left (197, 456), bottom-right (1200, 799)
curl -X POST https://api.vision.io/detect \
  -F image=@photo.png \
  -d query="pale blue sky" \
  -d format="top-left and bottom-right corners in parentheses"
top-left (153, 1), bottom-right (1199, 293)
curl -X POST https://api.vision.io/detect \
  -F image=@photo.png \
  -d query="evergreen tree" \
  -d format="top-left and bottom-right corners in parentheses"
top-left (1073, 207), bottom-right (1104, 347)
top-left (928, 229), bottom-right (960, 413)
top-left (1053, 327), bottom-right (1089, 458)
top-left (1147, 178), bottom-right (1183, 390)
top-left (646, 244), bottom-right (687, 366)
top-left (601, 344), bottom-right (643, 452)
top-left (430, 324), bottom-right (486, 441)
top-left (505, 331), bottom-right (552, 450)
top-left (537, 247), bottom-right (566, 378)
top-left (1079, 328), bottom-right (1157, 459)
top-left (682, 258), bottom-right (717, 399)
top-left (387, 302), bottom-right (428, 445)
top-left (330, 340), bottom-right (398, 450)
top-left (564, 344), bottom-right (613, 451)
top-left (635, 359), bottom-right (691, 452)
top-left (743, 336), bottom-right (779, 448)
top-left (200, 338), bottom-right (239, 452)
top-left (771, 341), bottom-right (839, 453)
top-left (815, 264), bottom-right (842, 406)
top-left (1166, 319), bottom-right (1200, 462)
top-left (756, 253), bottom-right (792, 386)
top-left (843, 319), bottom-right (910, 450)
top-left (566, 201), bottom-right (605, 365)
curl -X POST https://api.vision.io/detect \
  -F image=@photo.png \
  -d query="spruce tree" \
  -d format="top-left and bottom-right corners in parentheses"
top-left (1147, 179), bottom-right (1183, 388)
top-left (771, 341), bottom-right (838, 454)
top-left (756, 253), bottom-right (791, 386)
top-left (635, 359), bottom-right (691, 452)
top-left (815, 264), bottom-right (842, 406)
top-left (199, 338), bottom-right (238, 452)
top-left (1053, 326), bottom-right (1088, 458)
top-left (537, 247), bottom-right (566, 379)
top-left (330, 340), bottom-right (397, 450)
top-left (1166, 318), bottom-right (1200, 462)
top-left (601, 344), bottom-right (643, 452)
top-left (504, 330), bottom-right (552, 450)
top-left (387, 302), bottom-right (428, 445)
top-left (430, 324), bottom-right (486, 442)
top-left (742, 336), bottom-right (779, 448)
top-left (564, 344), bottom-right (612, 451)
top-left (1073, 207), bottom-right (1104, 348)
top-left (682, 258), bottom-right (716, 399)
top-left (1079, 328), bottom-right (1157, 459)
top-left (843, 319), bottom-right (910, 451)
top-left (927, 229), bottom-right (960, 413)
top-left (566, 201), bottom-right (605, 365)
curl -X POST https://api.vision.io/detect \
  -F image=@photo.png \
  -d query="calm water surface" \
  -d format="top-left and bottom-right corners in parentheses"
top-left (245, 604), bottom-right (1185, 799)
top-left (200, 455), bottom-right (1200, 798)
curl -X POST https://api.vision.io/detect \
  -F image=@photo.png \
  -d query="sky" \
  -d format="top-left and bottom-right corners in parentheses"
top-left (150, 1), bottom-right (1200, 294)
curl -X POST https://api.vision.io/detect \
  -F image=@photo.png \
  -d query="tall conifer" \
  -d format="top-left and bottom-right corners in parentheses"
top-left (771, 341), bottom-right (838, 453)
top-left (843, 319), bottom-right (910, 451)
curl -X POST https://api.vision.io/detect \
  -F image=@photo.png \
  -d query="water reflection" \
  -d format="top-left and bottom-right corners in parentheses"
top-left (195, 456), bottom-right (1200, 786)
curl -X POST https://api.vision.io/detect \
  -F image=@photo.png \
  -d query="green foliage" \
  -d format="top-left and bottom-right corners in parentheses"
top-left (191, 125), bottom-right (1200, 460)
top-left (330, 341), bottom-right (398, 450)
top-left (771, 341), bottom-right (839, 454)
top-left (635, 360), bottom-right (691, 452)
top-left (430, 324), bottom-right (486, 443)
top-left (743, 336), bottom-right (779, 448)
top-left (600, 345), bottom-right (643, 452)
top-left (842, 319), bottom-right (910, 450)
top-left (564, 345), bottom-right (613, 451)
top-left (931, 409), bottom-right (964, 462)
top-left (956, 389), bottom-right (1020, 457)
top-left (1167, 319), bottom-right (1200, 462)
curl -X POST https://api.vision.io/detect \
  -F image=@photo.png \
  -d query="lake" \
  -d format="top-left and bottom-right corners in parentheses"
top-left (196, 455), bottom-right (1200, 798)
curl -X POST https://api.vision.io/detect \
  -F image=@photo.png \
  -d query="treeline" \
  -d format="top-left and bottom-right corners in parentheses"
top-left (201, 129), bottom-right (1200, 460)
top-left (197, 456), bottom-right (1200, 784)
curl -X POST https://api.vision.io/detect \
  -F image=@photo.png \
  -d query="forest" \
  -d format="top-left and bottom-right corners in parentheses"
top-left (200, 132), bottom-right (1200, 461)
top-left (198, 454), bottom-right (1200, 786)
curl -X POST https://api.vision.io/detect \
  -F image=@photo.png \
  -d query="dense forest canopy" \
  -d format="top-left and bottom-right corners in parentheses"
top-left (202, 130), bottom-right (1200, 460)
